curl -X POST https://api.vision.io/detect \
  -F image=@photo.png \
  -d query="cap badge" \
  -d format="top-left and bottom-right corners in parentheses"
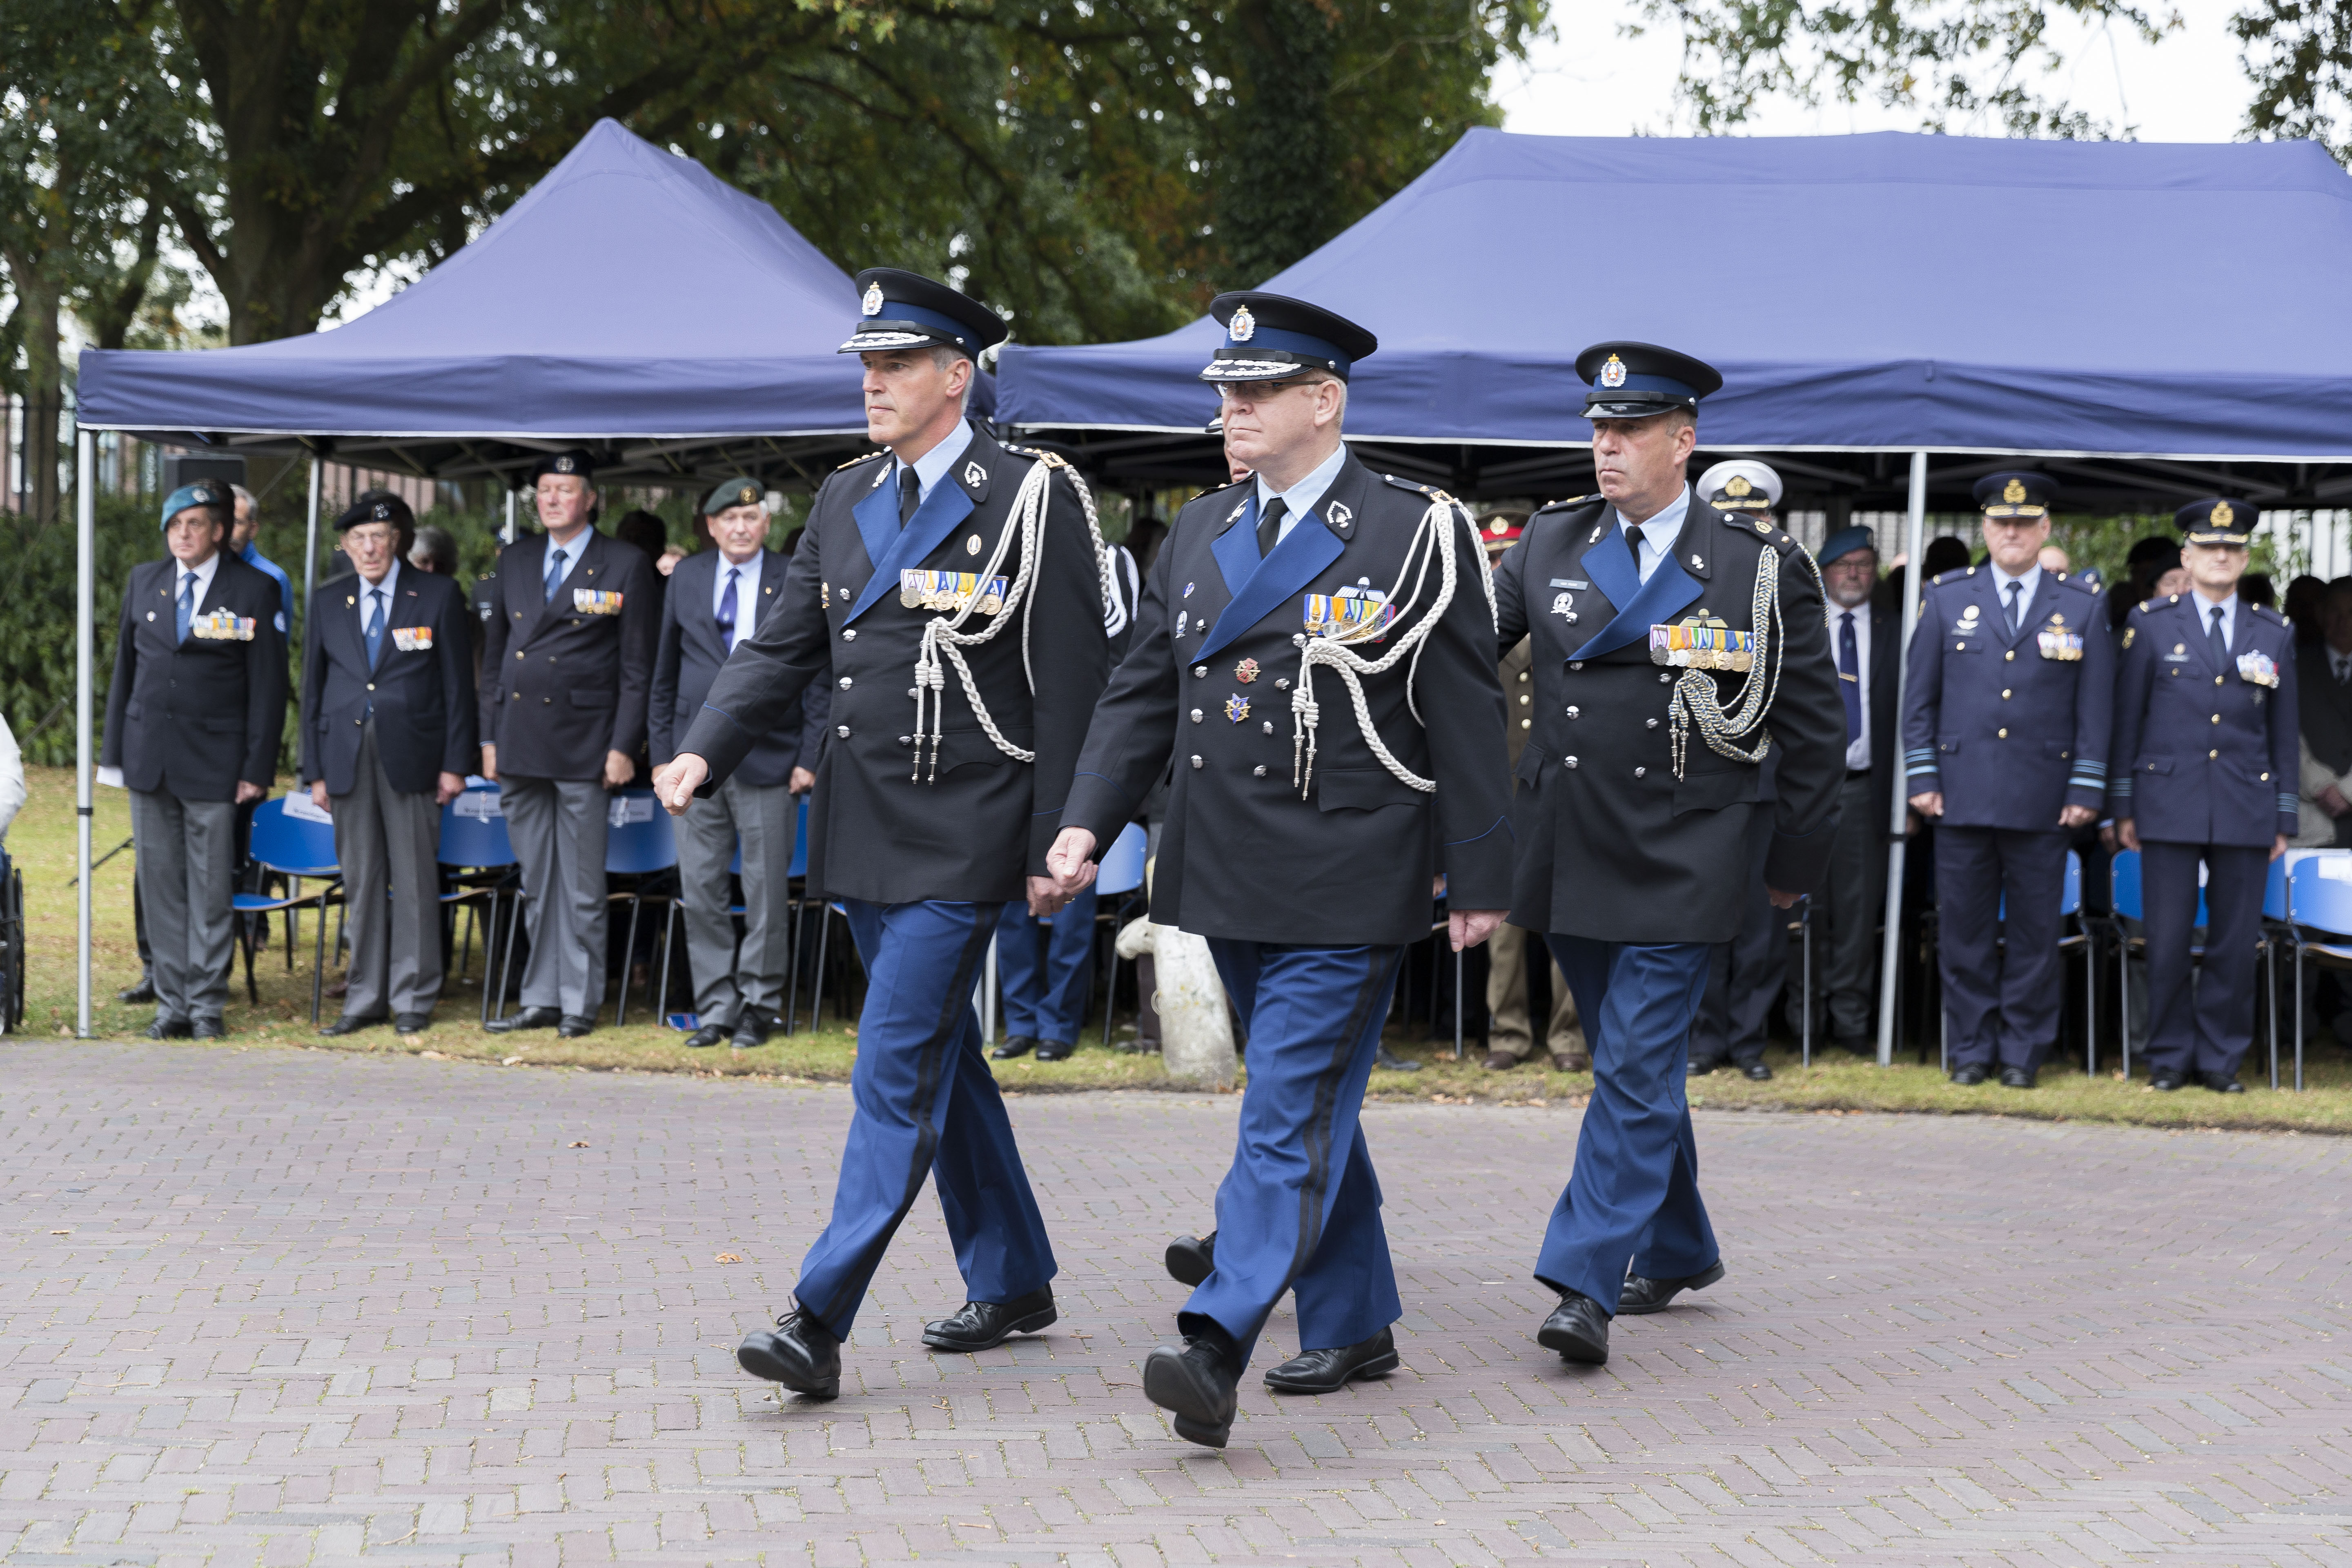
top-left (2002, 478), bottom-right (2027, 504)
top-left (861, 282), bottom-right (884, 316)
top-left (738, 485), bottom-right (758, 506)
top-left (1489, 518), bottom-right (1508, 536)
top-left (1725, 475), bottom-right (1752, 497)
top-left (372, 501), bottom-right (393, 520)
top-left (554, 455), bottom-right (577, 474)
top-left (2212, 500), bottom-right (2236, 527)
top-left (1229, 305), bottom-right (1256, 343)
top-left (1599, 354), bottom-right (1628, 389)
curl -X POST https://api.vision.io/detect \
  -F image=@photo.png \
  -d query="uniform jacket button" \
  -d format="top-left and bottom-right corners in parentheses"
top-left (1568, 661), bottom-right (1582, 671)
top-left (842, 629), bottom-right (856, 641)
top-left (1565, 756), bottom-right (1579, 768)
top-left (1275, 678), bottom-right (1290, 690)
top-left (1518, 693), bottom-right (1531, 706)
top-left (1261, 720), bottom-right (1274, 734)
top-left (2209, 748), bottom-right (2218, 759)
top-left (366, 683), bottom-right (375, 691)
top-left (839, 676), bottom-right (853, 689)
top-left (1646, 717), bottom-right (1659, 729)
top-left (1634, 766), bottom-right (1646, 778)
top-left (1517, 670), bottom-right (1530, 683)
top-left (1566, 706), bottom-right (1579, 718)
top-left (1191, 709), bottom-right (1203, 723)
top-left (1194, 666), bottom-right (1207, 677)
top-left (1190, 755), bottom-right (1203, 768)
top-left (1519, 718), bottom-right (1531, 730)
top-left (1253, 765), bottom-right (1267, 777)
top-left (837, 725), bottom-right (851, 738)
top-left (1996, 727), bottom-right (2007, 738)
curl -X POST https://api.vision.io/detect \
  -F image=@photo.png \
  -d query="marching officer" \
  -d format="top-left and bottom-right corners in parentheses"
top-left (102, 480), bottom-right (290, 1039)
top-left (655, 270), bottom-right (1109, 1399)
top-left (1046, 292), bottom-right (1514, 1447)
top-left (1684, 459), bottom-right (1793, 1080)
top-left (2110, 500), bottom-right (2297, 1092)
top-left (1901, 473), bottom-right (2113, 1088)
top-left (479, 450), bottom-right (659, 1038)
top-left (300, 492), bottom-right (477, 1035)
top-left (650, 477), bottom-right (826, 1051)
top-left (1490, 343), bottom-right (1845, 1367)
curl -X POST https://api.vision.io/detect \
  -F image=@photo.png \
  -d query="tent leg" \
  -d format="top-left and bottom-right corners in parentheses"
top-left (76, 431), bottom-right (95, 1038)
top-left (302, 458), bottom-right (321, 616)
top-left (1875, 450), bottom-right (1929, 1067)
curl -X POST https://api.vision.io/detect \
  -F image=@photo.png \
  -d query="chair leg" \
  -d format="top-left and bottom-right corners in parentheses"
top-left (616, 894), bottom-right (644, 1028)
top-left (2120, 944), bottom-right (2132, 1081)
top-left (2084, 921), bottom-right (2098, 1079)
top-left (1102, 944), bottom-right (1119, 1051)
top-left (497, 893), bottom-right (525, 1021)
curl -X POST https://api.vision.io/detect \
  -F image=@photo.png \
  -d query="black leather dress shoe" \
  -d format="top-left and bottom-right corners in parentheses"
top-left (1949, 1064), bottom-right (1988, 1086)
top-left (1264, 1327), bottom-right (1399, 1394)
top-left (1687, 1056), bottom-right (1725, 1077)
top-left (731, 1011), bottom-right (772, 1049)
top-left (393, 1012), bottom-right (432, 1035)
top-left (2202, 1071), bottom-right (2245, 1094)
top-left (1374, 1046), bottom-right (1420, 1072)
top-left (118, 977), bottom-right (156, 1005)
top-left (922, 1286), bottom-right (1056, 1352)
top-left (1035, 1039), bottom-right (1075, 1062)
top-left (1166, 1232), bottom-right (1216, 1287)
top-left (991, 1034), bottom-right (1038, 1060)
top-left (2150, 1067), bottom-right (2186, 1091)
top-left (191, 1019), bottom-right (227, 1040)
top-left (737, 1308), bottom-right (840, 1398)
top-left (686, 1024), bottom-right (729, 1049)
top-left (146, 1017), bottom-right (192, 1040)
top-left (557, 1014), bottom-right (595, 1039)
top-left (1537, 1290), bottom-right (1610, 1364)
top-left (1143, 1330), bottom-right (1241, 1448)
top-left (2000, 1065), bottom-right (2036, 1089)
top-left (486, 1007), bottom-right (561, 1033)
top-left (320, 1013), bottom-right (387, 1037)
top-left (1617, 1259), bottom-right (1726, 1316)
top-left (1742, 1061), bottom-right (1773, 1081)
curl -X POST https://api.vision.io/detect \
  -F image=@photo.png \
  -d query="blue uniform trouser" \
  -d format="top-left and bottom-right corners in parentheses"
top-left (792, 899), bottom-right (1057, 1338)
top-left (1934, 825), bottom-right (2069, 1071)
top-left (1182, 940), bottom-right (1405, 1364)
top-left (995, 886), bottom-right (1098, 1046)
top-left (2141, 840), bottom-right (2267, 1080)
top-left (1537, 937), bottom-right (1718, 1312)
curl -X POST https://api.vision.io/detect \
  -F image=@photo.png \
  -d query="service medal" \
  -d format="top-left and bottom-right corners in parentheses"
top-left (2238, 649), bottom-right (2279, 687)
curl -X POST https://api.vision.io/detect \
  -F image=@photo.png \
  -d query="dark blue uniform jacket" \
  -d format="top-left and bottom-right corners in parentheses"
top-left (2109, 592), bottom-right (2299, 845)
top-left (650, 547), bottom-right (827, 788)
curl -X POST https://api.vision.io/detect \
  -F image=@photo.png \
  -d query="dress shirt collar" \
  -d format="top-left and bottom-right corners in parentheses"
top-left (354, 559), bottom-right (400, 625)
top-left (1987, 559), bottom-right (2042, 612)
top-left (2191, 586), bottom-right (2239, 650)
top-left (174, 550), bottom-right (222, 605)
top-left (543, 528), bottom-right (590, 586)
top-left (1255, 441), bottom-right (1350, 543)
top-left (713, 549), bottom-right (763, 637)
top-left (894, 418), bottom-right (977, 506)
top-left (1617, 485), bottom-right (1691, 581)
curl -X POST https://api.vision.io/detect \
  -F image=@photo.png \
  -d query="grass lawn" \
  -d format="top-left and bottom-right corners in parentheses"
top-left (11, 764), bottom-right (2352, 1134)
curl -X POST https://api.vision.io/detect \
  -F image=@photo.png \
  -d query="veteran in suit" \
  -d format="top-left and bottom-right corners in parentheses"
top-left (1900, 473), bottom-right (2113, 1089)
top-left (656, 270), bottom-right (1109, 1399)
top-left (102, 480), bottom-right (291, 1039)
top-left (1809, 519), bottom-right (1901, 1052)
top-left (300, 492), bottom-right (477, 1035)
top-left (1490, 343), bottom-right (1846, 1367)
top-left (2110, 499), bottom-right (2297, 1092)
top-left (650, 477), bottom-right (827, 1050)
top-left (1046, 293), bottom-right (1514, 1446)
top-left (478, 450), bottom-right (658, 1038)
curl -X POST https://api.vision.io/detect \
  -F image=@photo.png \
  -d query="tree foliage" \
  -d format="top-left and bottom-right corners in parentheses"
top-left (2236, 0), bottom-right (2352, 160)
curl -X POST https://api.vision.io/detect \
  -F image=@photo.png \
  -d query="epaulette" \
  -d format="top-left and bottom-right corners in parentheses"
top-left (1531, 493), bottom-right (1599, 517)
top-left (1933, 568), bottom-right (1967, 585)
top-left (2130, 598), bottom-right (2154, 617)
top-left (834, 449), bottom-right (888, 471)
top-left (1381, 473), bottom-right (1457, 503)
top-left (2052, 572), bottom-right (2099, 595)
top-left (2254, 603), bottom-right (2287, 626)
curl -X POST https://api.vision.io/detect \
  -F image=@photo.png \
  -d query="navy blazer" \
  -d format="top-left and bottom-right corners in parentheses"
top-left (650, 547), bottom-right (827, 787)
top-left (1900, 567), bottom-right (2113, 829)
top-left (102, 550), bottom-right (290, 801)
top-left (1825, 595), bottom-right (1902, 830)
top-left (298, 567), bottom-right (478, 796)
top-left (1062, 452), bottom-right (1514, 947)
top-left (2109, 592), bottom-right (2299, 845)
top-left (477, 528), bottom-right (658, 781)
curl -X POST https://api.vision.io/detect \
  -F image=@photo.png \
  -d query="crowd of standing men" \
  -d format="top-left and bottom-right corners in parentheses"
top-left (102, 262), bottom-right (2306, 1444)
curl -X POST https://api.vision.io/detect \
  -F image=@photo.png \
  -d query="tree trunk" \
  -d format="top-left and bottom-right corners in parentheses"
top-left (17, 277), bottom-right (62, 525)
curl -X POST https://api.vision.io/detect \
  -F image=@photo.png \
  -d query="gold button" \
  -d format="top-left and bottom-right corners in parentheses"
top-left (2215, 675), bottom-right (2225, 686)
top-left (2209, 748), bottom-right (2218, 759)
top-left (1517, 670), bottom-right (1530, 683)
top-left (1519, 718), bottom-right (1531, 730)
top-left (2001, 689), bottom-right (2011, 699)
top-left (365, 683), bottom-right (374, 691)
top-left (516, 651), bottom-right (524, 659)
top-left (2212, 714), bottom-right (2221, 724)
top-left (1997, 727), bottom-right (2008, 738)
top-left (1519, 694), bottom-right (1531, 706)
top-left (1956, 641), bottom-right (1966, 650)
top-left (2004, 650), bottom-right (2015, 662)
top-left (2262, 771), bottom-right (2271, 781)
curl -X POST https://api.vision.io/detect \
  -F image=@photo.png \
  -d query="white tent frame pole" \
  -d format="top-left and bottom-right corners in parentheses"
top-left (76, 431), bottom-right (96, 1039)
top-left (302, 458), bottom-right (321, 609)
top-left (1875, 450), bottom-right (1930, 1068)
top-left (503, 485), bottom-right (516, 544)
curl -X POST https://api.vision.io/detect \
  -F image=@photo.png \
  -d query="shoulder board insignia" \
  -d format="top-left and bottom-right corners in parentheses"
top-left (835, 450), bottom-right (888, 470)
top-left (2130, 599), bottom-right (2152, 616)
top-left (1532, 494), bottom-right (1598, 517)
top-left (1932, 569), bottom-right (1962, 585)
top-left (1381, 474), bottom-right (1441, 497)
top-left (2122, 626), bottom-right (2136, 648)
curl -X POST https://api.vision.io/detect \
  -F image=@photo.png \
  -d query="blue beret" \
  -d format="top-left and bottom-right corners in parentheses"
top-left (160, 481), bottom-right (232, 532)
top-left (1816, 525), bottom-right (1876, 566)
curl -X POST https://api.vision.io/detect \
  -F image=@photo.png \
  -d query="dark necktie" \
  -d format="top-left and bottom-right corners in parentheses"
top-left (1837, 610), bottom-right (1862, 748)
top-left (1256, 497), bottom-right (1289, 559)
top-left (2005, 579), bottom-right (2023, 634)
top-left (1623, 522), bottom-right (1646, 577)
top-left (176, 570), bottom-right (196, 644)
top-left (899, 466), bottom-right (921, 527)
top-left (543, 546), bottom-right (567, 604)
top-left (717, 566), bottom-right (740, 652)
top-left (2209, 604), bottom-right (2230, 668)
top-left (365, 586), bottom-right (386, 673)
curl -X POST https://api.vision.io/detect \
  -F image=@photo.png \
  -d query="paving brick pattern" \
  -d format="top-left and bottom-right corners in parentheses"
top-left (3, 1043), bottom-right (2350, 1565)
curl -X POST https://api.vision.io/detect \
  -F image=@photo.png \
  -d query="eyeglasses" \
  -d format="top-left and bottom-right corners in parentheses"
top-left (1216, 380), bottom-right (1315, 410)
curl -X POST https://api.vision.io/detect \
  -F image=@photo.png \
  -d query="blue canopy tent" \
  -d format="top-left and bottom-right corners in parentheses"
top-left (65, 119), bottom-right (928, 1033)
top-left (1002, 127), bottom-right (2352, 1071)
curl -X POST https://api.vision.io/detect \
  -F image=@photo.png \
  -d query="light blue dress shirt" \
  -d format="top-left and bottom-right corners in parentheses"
top-left (1255, 441), bottom-right (1350, 545)
top-left (1617, 485), bottom-right (1692, 584)
top-left (893, 420), bottom-right (977, 510)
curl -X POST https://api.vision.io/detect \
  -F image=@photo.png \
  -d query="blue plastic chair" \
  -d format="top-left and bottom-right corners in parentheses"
top-left (232, 797), bottom-right (343, 1024)
top-left (604, 790), bottom-right (679, 1026)
top-left (1090, 823), bottom-right (1151, 1048)
top-left (439, 786), bottom-right (519, 1023)
top-left (2286, 855), bottom-right (2352, 1092)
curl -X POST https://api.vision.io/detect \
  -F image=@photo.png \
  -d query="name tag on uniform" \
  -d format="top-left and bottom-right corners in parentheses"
top-left (1650, 617), bottom-right (1755, 672)
top-left (898, 569), bottom-right (1007, 615)
top-left (190, 609), bottom-right (256, 641)
top-left (390, 626), bottom-right (433, 652)
top-left (1304, 585), bottom-right (1393, 639)
top-left (2036, 628), bottom-right (2085, 661)
top-left (2238, 649), bottom-right (2280, 687)
top-left (573, 589), bottom-right (624, 615)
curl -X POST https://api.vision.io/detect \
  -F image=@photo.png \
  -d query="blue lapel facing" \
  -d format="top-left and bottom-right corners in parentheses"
top-left (844, 464), bottom-right (978, 625)
top-left (1579, 519), bottom-right (1640, 622)
top-left (1196, 493), bottom-right (1345, 666)
top-left (1575, 517), bottom-right (1701, 661)
top-left (1211, 494), bottom-right (1261, 599)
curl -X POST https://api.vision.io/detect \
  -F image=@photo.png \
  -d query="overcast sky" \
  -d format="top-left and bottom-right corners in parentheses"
top-left (1496, 0), bottom-right (2257, 143)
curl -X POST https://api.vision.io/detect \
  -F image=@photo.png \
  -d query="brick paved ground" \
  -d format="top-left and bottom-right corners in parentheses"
top-left (4, 1044), bottom-right (2350, 1566)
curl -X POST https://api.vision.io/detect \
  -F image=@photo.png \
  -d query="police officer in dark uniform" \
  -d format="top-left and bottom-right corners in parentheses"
top-left (478, 450), bottom-right (659, 1038)
top-left (2110, 499), bottom-right (2297, 1092)
top-left (1490, 343), bottom-right (1845, 1367)
top-left (300, 493), bottom-right (478, 1035)
top-left (102, 481), bottom-right (291, 1039)
top-left (1901, 472), bottom-right (2112, 1089)
top-left (656, 270), bottom-right (1109, 1399)
top-left (1046, 292), bottom-right (1514, 1447)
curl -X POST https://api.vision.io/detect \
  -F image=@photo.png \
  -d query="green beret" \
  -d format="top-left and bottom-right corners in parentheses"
top-left (704, 477), bottom-right (767, 515)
